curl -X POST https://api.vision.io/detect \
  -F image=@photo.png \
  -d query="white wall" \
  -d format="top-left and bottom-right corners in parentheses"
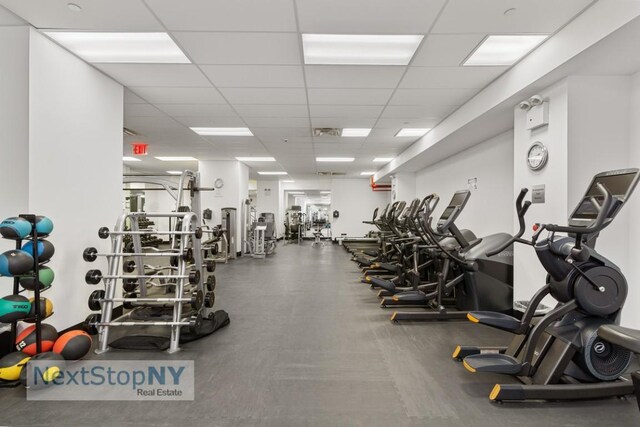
top-left (513, 76), bottom-right (634, 315)
top-left (415, 131), bottom-right (515, 239)
top-left (198, 160), bottom-right (249, 252)
top-left (256, 180), bottom-right (281, 236)
top-left (513, 80), bottom-right (570, 304)
top-left (0, 26), bottom-right (29, 220)
top-left (392, 172), bottom-right (416, 204)
top-left (625, 71), bottom-right (640, 327)
top-left (330, 179), bottom-right (388, 238)
top-left (28, 29), bottom-right (123, 330)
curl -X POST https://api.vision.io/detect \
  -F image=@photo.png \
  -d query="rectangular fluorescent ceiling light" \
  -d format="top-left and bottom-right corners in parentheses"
top-left (302, 34), bottom-right (423, 65)
top-left (464, 35), bottom-right (548, 66)
top-left (360, 171), bottom-right (376, 176)
top-left (282, 180), bottom-right (295, 183)
top-left (373, 157), bottom-right (393, 162)
top-left (258, 171), bottom-right (287, 175)
top-left (155, 156), bottom-right (197, 161)
top-left (123, 156), bottom-right (141, 162)
top-left (43, 32), bottom-right (190, 63)
top-left (320, 191), bottom-right (331, 194)
top-left (341, 128), bottom-right (371, 137)
top-left (236, 157), bottom-right (275, 162)
top-left (166, 171), bottom-right (183, 175)
top-left (395, 128), bottom-right (431, 137)
top-left (192, 127), bottom-right (253, 136)
top-left (316, 157), bottom-right (355, 162)
top-left (289, 192), bottom-right (305, 195)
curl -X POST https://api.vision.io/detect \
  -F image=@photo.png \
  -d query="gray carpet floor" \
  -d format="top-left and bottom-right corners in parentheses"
top-left (0, 243), bottom-right (637, 426)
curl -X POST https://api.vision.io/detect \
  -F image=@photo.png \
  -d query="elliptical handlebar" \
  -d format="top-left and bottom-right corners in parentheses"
top-left (545, 183), bottom-right (613, 235)
top-left (486, 188), bottom-right (531, 257)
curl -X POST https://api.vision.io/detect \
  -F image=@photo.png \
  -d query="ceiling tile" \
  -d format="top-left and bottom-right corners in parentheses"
top-left (174, 116), bottom-right (246, 127)
top-left (311, 117), bottom-right (377, 128)
top-left (124, 88), bottom-right (147, 104)
top-left (201, 65), bottom-right (304, 88)
top-left (243, 117), bottom-right (310, 128)
top-left (124, 103), bottom-right (165, 117)
top-left (146, 0), bottom-right (296, 31)
top-left (381, 105), bottom-right (458, 118)
top-left (305, 65), bottom-right (405, 88)
top-left (201, 136), bottom-right (261, 145)
top-left (130, 87), bottom-right (227, 104)
top-left (307, 89), bottom-right (393, 105)
top-left (155, 103), bottom-right (238, 117)
top-left (251, 127), bottom-right (312, 138)
top-left (296, 0), bottom-right (446, 34)
top-left (173, 32), bottom-right (301, 65)
top-left (389, 88), bottom-right (477, 106)
top-left (411, 34), bottom-right (486, 66)
top-left (261, 136), bottom-right (313, 145)
top-left (309, 105), bottom-right (384, 118)
top-left (0, 5), bottom-right (23, 24)
top-left (235, 105), bottom-right (309, 118)
top-left (375, 117), bottom-right (441, 129)
top-left (0, 0), bottom-right (162, 30)
top-left (432, 0), bottom-right (593, 34)
top-left (94, 64), bottom-right (210, 87)
top-left (399, 66), bottom-right (507, 89)
top-left (219, 88), bottom-right (307, 105)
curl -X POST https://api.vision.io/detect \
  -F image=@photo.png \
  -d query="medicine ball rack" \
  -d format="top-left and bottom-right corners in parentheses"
top-left (1, 214), bottom-right (52, 388)
top-left (83, 170), bottom-right (217, 354)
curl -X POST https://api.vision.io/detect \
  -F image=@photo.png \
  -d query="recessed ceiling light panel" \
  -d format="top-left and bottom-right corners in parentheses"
top-left (373, 157), bottom-right (393, 162)
top-left (258, 171), bottom-right (287, 175)
top-left (316, 157), bottom-right (355, 162)
top-left (192, 127), bottom-right (253, 136)
top-left (235, 157), bottom-right (275, 162)
top-left (123, 157), bottom-right (141, 162)
top-left (155, 156), bottom-right (198, 161)
top-left (464, 35), bottom-right (548, 66)
top-left (43, 32), bottom-right (190, 63)
top-left (166, 170), bottom-right (183, 175)
top-left (302, 34), bottom-right (423, 65)
top-left (360, 171), bottom-right (376, 176)
top-left (395, 128), bottom-right (431, 137)
top-left (341, 128), bottom-right (371, 137)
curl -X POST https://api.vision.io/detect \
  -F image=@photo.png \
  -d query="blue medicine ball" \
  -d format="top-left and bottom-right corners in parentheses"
top-left (0, 217), bottom-right (32, 240)
top-left (35, 216), bottom-right (53, 236)
top-left (21, 240), bottom-right (55, 263)
top-left (0, 250), bottom-right (33, 276)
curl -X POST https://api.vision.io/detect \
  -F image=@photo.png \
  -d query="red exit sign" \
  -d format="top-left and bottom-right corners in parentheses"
top-left (131, 142), bottom-right (148, 156)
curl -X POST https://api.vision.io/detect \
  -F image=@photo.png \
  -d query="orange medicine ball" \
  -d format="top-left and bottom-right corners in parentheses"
top-left (15, 324), bottom-right (58, 356)
top-left (53, 330), bottom-right (92, 360)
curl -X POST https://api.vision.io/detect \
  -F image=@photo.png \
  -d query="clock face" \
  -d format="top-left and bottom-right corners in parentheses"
top-left (527, 142), bottom-right (548, 171)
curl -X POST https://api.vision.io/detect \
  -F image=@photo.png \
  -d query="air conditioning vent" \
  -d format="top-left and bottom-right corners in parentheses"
top-left (317, 171), bottom-right (347, 176)
top-left (313, 128), bottom-right (341, 137)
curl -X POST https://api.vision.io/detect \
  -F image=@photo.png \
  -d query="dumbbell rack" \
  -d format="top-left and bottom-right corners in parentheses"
top-left (1, 214), bottom-right (49, 388)
top-left (85, 210), bottom-right (206, 354)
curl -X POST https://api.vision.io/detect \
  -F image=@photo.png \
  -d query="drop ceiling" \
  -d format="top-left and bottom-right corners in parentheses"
top-left (0, 0), bottom-right (596, 178)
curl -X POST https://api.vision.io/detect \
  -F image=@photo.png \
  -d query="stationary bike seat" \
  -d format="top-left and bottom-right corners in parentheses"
top-left (597, 324), bottom-right (640, 354)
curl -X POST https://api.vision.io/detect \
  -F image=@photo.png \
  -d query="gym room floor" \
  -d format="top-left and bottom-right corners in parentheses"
top-left (0, 244), bottom-right (637, 427)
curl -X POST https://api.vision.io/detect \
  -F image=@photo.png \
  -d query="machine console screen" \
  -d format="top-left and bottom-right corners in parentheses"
top-left (586, 173), bottom-right (636, 198)
top-left (440, 207), bottom-right (455, 221)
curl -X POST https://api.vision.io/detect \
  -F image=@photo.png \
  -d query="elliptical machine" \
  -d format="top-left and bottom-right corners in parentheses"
top-left (456, 168), bottom-right (640, 402)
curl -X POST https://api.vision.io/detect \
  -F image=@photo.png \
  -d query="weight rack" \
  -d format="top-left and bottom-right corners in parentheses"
top-left (84, 170), bottom-right (215, 354)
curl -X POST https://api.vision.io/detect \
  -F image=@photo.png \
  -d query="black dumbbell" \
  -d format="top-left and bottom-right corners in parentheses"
top-left (170, 248), bottom-right (194, 267)
top-left (190, 290), bottom-right (203, 310)
top-left (123, 260), bottom-right (136, 273)
top-left (123, 292), bottom-right (138, 310)
top-left (83, 247), bottom-right (98, 262)
top-left (206, 260), bottom-right (216, 273)
top-left (188, 270), bottom-right (201, 285)
top-left (204, 291), bottom-right (215, 308)
top-left (85, 269), bottom-right (103, 285)
top-left (83, 313), bottom-right (101, 335)
top-left (195, 227), bottom-right (203, 239)
top-left (188, 313), bottom-right (202, 334)
top-left (122, 278), bottom-right (138, 292)
top-left (88, 289), bottom-right (105, 311)
top-left (98, 227), bottom-right (110, 239)
top-left (206, 275), bottom-right (216, 292)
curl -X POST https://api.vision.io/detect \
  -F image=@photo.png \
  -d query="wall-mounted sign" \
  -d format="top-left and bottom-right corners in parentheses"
top-left (131, 142), bottom-right (148, 156)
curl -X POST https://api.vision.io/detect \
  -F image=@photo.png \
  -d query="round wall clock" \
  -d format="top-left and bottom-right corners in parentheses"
top-left (527, 141), bottom-right (548, 171)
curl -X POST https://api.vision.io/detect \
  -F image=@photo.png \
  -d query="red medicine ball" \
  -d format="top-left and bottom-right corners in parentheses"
top-left (15, 324), bottom-right (58, 356)
top-left (53, 330), bottom-right (92, 360)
